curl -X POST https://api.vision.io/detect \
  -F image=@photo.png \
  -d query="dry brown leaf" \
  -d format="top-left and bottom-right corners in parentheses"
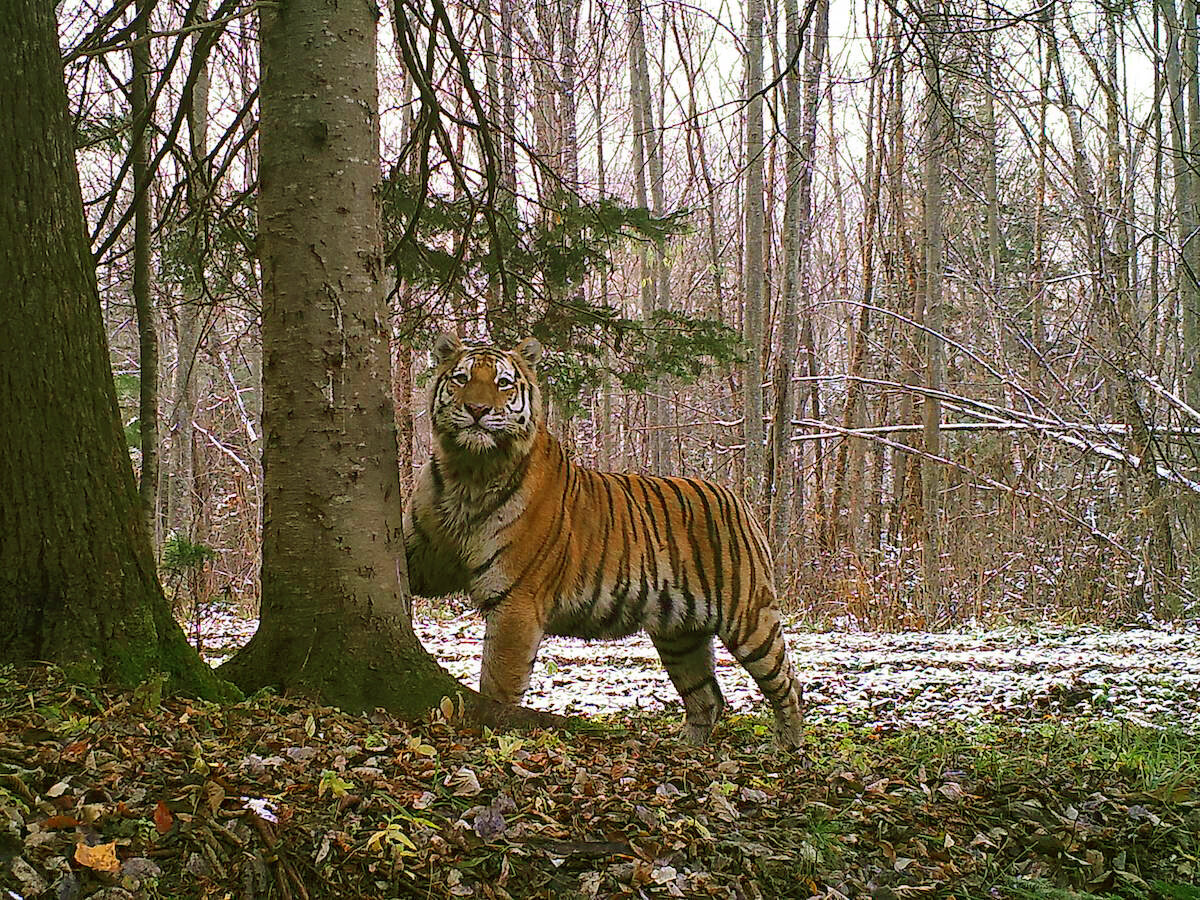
top-left (204, 780), bottom-right (226, 815)
top-left (74, 840), bottom-right (120, 873)
top-left (154, 799), bottom-right (174, 834)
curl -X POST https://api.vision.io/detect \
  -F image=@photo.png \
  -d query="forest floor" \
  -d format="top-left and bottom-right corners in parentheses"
top-left (3, 615), bottom-right (1200, 900)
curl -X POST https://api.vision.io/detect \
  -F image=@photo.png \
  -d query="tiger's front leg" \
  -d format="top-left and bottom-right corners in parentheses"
top-left (479, 602), bottom-right (545, 705)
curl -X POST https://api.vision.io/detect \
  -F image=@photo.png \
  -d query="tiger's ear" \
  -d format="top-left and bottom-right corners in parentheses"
top-left (432, 331), bottom-right (463, 365)
top-left (514, 337), bottom-right (543, 367)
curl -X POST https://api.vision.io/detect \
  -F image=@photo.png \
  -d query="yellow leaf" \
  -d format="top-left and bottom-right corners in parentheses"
top-left (74, 840), bottom-right (119, 873)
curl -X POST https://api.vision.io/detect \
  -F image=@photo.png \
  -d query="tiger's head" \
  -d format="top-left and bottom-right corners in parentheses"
top-left (428, 332), bottom-right (544, 456)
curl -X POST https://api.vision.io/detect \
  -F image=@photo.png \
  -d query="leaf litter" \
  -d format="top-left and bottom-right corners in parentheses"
top-left (1, 616), bottom-right (1198, 899)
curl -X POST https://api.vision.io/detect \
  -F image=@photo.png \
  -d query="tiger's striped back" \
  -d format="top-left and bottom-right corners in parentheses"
top-left (404, 333), bottom-right (804, 747)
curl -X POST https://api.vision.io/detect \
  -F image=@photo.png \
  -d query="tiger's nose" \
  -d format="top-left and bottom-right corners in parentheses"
top-left (465, 403), bottom-right (490, 421)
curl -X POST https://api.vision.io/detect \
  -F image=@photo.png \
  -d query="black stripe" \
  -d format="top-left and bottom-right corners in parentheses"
top-left (484, 452), bottom-right (534, 528)
top-left (687, 480), bottom-right (722, 620)
top-left (644, 478), bottom-right (680, 579)
top-left (631, 478), bottom-right (662, 587)
top-left (630, 571), bottom-right (653, 628)
top-left (663, 479), bottom-right (712, 623)
top-left (656, 634), bottom-right (706, 662)
top-left (477, 593), bottom-right (505, 614)
top-left (658, 588), bottom-right (674, 628)
top-left (738, 621), bottom-right (782, 667)
top-left (758, 650), bottom-right (787, 686)
top-left (471, 544), bottom-right (510, 579)
top-left (680, 675), bottom-right (719, 699)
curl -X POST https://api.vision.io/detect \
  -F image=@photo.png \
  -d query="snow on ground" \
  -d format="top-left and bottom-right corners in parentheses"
top-left (199, 608), bottom-right (1200, 732)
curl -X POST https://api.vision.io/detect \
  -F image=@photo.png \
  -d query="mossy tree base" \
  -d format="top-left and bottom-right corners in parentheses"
top-left (220, 610), bottom-right (459, 717)
top-left (219, 605), bottom-right (563, 730)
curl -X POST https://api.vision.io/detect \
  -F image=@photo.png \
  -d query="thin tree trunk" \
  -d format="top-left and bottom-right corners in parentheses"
top-left (920, 0), bottom-right (947, 617)
top-left (1162, 0), bottom-right (1199, 400)
top-left (131, 0), bottom-right (157, 539)
top-left (770, 0), bottom-right (828, 585)
top-left (594, 44), bottom-right (613, 470)
top-left (1187, 0), bottom-right (1200, 404)
top-left (829, 64), bottom-right (882, 555)
top-left (499, 0), bottom-right (518, 191)
top-left (1152, 0), bottom-right (1164, 359)
top-left (742, 0), bottom-right (766, 511)
top-left (169, 29), bottom-right (209, 542)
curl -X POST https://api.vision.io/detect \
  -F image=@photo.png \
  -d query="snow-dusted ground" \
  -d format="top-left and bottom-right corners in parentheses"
top-left (199, 609), bottom-right (1200, 732)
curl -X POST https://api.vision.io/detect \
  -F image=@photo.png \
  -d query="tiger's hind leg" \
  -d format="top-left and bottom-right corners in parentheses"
top-left (720, 598), bottom-right (804, 749)
top-left (652, 632), bottom-right (726, 744)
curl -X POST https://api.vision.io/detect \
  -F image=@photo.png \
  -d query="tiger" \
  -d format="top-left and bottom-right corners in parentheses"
top-left (403, 332), bottom-right (804, 747)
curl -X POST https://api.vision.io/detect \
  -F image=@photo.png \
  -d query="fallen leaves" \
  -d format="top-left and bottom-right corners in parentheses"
top-left (2, 653), bottom-right (1198, 899)
top-left (73, 839), bottom-right (119, 873)
top-left (153, 799), bottom-right (174, 834)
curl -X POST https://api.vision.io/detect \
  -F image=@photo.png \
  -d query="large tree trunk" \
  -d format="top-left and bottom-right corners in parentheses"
top-left (0, 0), bottom-right (227, 698)
top-left (218, 0), bottom-right (463, 716)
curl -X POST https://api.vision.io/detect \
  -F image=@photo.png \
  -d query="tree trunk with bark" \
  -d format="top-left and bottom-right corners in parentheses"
top-left (168, 29), bottom-right (210, 542)
top-left (131, 0), bottom-right (158, 539)
top-left (0, 0), bottom-right (228, 698)
top-left (219, 0), bottom-right (474, 717)
top-left (742, 0), bottom-right (766, 512)
top-left (770, 0), bottom-right (828, 585)
top-left (628, 0), bottom-right (668, 472)
top-left (920, 0), bottom-right (947, 617)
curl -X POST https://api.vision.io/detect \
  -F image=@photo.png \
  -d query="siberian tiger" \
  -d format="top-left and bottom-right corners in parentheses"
top-left (404, 333), bottom-right (804, 747)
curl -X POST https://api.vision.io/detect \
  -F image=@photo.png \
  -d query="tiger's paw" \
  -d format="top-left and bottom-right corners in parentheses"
top-left (773, 720), bottom-right (805, 752)
top-left (681, 722), bottom-right (715, 745)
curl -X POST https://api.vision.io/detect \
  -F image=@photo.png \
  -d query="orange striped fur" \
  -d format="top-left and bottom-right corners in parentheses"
top-left (404, 333), bottom-right (804, 746)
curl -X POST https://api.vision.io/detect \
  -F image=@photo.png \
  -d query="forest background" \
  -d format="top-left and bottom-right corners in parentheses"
top-left (61, 0), bottom-right (1200, 629)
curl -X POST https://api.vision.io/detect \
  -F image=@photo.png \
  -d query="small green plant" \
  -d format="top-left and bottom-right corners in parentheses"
top-left (318, 770), bottom-right (355, 800)
top-left (1000, 876), bottom-right (1114, 899)
top-left (162, 533), bottom-right (218, 654)
top-left (1152, 883), bottom-right (1200, 900)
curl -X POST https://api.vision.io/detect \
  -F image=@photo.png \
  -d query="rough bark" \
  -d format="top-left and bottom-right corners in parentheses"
top-left (0, 0), bottom-right (229, 698)
top-left (218, 0), bottom-right (468, 717)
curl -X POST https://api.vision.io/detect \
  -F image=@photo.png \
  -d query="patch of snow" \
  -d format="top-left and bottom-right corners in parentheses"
top-left (199, 610), bottom-right (1200, 732)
